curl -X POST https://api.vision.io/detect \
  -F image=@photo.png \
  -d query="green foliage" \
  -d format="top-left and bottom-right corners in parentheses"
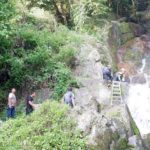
top-left (0, 20), bottom-right (82, 107)
top-left (84, 0), bottom-right (110, 17)
top-left (73, 0), bottom-right (110, 31)
top-left (52, 65), bottom-right (73, 100)
top-left (109, 0), bottom-right (137, 17)
top-left (117, 138), bottom-right (134, 150)
top-left (131, 120), bottom-right (140, 135)
top-left (0, 101), bottom-right (86, 150)
top-left (55, 46), bottom-right (76, 67)
top-left (27, 0), bottom-right (74, 28)
top-left (0, 0), bottom-right (83, 110)
top-left (0, 0), bottom-right (15, 40)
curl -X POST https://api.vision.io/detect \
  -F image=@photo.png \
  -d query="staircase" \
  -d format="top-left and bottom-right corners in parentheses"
top-left (111, 81), bottom-right (123, 105)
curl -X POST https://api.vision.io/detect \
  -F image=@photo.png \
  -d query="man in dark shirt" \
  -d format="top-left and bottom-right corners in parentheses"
top-left (102, 65), bottom-right (113, 81)
top-left (26, 92), bottom-right (38, 115)
top-left (63, 87), bottom-right (75, 108)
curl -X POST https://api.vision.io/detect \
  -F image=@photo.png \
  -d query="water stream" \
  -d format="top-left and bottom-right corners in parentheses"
top-left (127, 58), bottom-right (150, 136)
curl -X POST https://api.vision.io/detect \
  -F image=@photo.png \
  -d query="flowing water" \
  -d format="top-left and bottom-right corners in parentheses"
top-left (127, 58), bottom-right (150, 136)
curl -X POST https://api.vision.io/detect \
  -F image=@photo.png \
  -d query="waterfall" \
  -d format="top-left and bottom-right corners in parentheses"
top-left (140, 59), bottom-right (146, 73)
top-left (127, 58), bottom-right (150, 136)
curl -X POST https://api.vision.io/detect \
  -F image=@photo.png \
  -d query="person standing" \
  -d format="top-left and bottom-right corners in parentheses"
top-left (114, 68), bottom-right (126, 82)
top-left (64, 87), bottom-right (75, 108)
top-left (102, 65), bottom-right (113, 87)
top-left (102, 65), bottom-right (113, 81)
top-left (25, 92), bottom-right (38, 115)
top-left (7, 88), bottom-right (17, 118)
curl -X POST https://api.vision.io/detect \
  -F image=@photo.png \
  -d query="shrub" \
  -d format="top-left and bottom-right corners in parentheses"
top-left (0, 101), bottom-right (86, 150)
top-left (1, 23), bottom-right (82, 102)
top-left (55, 46), bottom-right (76, 67)
top-left (52, 64), bottom-right (73, 100)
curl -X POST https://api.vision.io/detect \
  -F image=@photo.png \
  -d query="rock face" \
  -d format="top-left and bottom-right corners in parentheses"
top-left (110, 21), bottom-right (144, 48)
top-left (143, 134), bottom-right (150, 149)
top-left (71, 36), bottom-right (146, 150)
top-left (110, 28), bottom-right (150, 75)
top-left (132, 74), bottom-right (147, 84)
top-left (109, 2), bottom-right (150, 76)
top-left (128, 135), bottom-right (145, 150)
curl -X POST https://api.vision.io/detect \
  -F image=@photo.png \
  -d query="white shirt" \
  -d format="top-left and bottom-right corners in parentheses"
top-left (8, 93), bottom-right (16, 107)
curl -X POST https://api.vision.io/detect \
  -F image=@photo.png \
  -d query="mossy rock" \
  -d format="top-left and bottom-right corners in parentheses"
top-left (124, 49), bottom-right (143, 66)
top-left (121, 33), bottom-right (134, 44)
top-left (110, 21), bottom-right (135, 47)
top-left (117, 138), bottom-right (134, 150)
top-left (119, 22), bottom-right (132, 34)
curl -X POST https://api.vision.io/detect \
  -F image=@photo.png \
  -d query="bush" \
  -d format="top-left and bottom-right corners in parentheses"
top-left (52, 65), bottom-right (73, 100)
top-left (0, 101), bottom-right (86, 150)
top-left (0, 0), bottom-right (84, 111)
top-left (0, 23), bottom-right (82, 104)
top-left (55, 46), bottom-right (76, 67)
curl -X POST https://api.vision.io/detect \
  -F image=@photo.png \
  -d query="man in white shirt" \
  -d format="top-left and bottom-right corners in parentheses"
top-left (7, 88), bottom-right (17, 118)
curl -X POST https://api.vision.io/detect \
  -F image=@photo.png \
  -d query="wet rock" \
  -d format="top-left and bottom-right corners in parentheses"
top-left (116, 37), bottom-right (150, 75)
top-left (129, 22), bottom-right (145, 37)
top-left (132, 74), bottom-right (147, 84)
top-left (109, 21), bottom-right (144, 47)
top-left (71, 35), bottom-right (146, 150)
top-left (128, 135), bottom-right (145, 150)
top-left (112, 119), bottom-right (128, 139)
top-left (143, 133), bottom-right (150, 149)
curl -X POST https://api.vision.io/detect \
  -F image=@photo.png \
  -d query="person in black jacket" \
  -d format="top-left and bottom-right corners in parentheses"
top-left (102, 65), bottom-right (113, 81)
top-left (26, 92), bottom-right (39, 115)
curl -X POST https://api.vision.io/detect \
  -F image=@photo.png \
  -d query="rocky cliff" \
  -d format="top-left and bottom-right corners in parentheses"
top-left (69, 33), bottom-right (146, 149)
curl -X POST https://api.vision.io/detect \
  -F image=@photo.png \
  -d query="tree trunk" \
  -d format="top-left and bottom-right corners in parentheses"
top-left (52, 0), bottom-right (74, 28)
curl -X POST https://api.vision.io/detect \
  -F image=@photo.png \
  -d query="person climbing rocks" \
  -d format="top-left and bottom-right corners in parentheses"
top-left (25, 92), bottom-right (39, 115)
top-left (7, 88), bottom-right (17, 118)
top-left (102, 65), bottom-right (113, 81)
top-left (114, 68), bottom-right (126, 82)
top-left (102, 65), bottom-right (113, 87)
top-left (64, 87), bottom-right (75, 108)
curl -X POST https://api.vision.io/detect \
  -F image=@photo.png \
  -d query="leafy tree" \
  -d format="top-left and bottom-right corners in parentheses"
top-left (0, 0), bottom-right (14, 43)
top-left (0, 1), bottom-right (16, 106)
top-left (84, 0), bottom-right (110, 17)
top-left (27, 0), bottom-right (74, 28)
top-left (108, 0), bottom-right (137, 17)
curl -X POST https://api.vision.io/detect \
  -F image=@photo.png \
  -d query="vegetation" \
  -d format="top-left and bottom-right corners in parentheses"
top-left (131, 119), bottom-right (140, 135)
top-left (0, 101), bottom-right (86, 150)
top-left (0, 0), bottom-right (84, 109)
top-left (0, 0), bottom-right (144, 149)
top-left (117, 138), bottom-right (134, 150)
